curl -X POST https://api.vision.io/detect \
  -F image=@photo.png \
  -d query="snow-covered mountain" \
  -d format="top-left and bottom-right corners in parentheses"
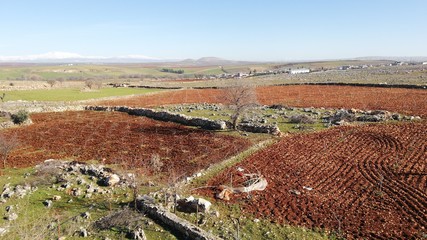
top-left (0, 52), bottom-right (166, 63)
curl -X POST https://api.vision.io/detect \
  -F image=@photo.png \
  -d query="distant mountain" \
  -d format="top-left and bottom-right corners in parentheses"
top-left (0, 52), bottom-right (259, 65)
top-left (355, 56), bottom-right (427, 62)
top-left (177, 57), bottom-right (256, 66)
top-left (0, 52), bottom-right (168, 63)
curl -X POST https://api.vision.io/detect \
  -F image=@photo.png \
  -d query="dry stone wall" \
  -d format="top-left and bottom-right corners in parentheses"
top-left (86, 106), bottom-right (227, 130)
top-left (136, 197), bottom-right (221, 240)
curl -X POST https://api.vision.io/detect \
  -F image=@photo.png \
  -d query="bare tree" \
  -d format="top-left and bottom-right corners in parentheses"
top-left (85, 80), bottom-right (95, 89)
top-left (223, 82), bottom-right (258, 130)
top-left (0, 134), bottom-right (19, 169)
top-left (46, 80), bottom-right (57, 88)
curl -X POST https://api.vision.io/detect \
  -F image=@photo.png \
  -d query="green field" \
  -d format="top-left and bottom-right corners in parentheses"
top-left (0, 64), bottom-right (268, 81)
top-left (1, 87), bottom-right (163, 102)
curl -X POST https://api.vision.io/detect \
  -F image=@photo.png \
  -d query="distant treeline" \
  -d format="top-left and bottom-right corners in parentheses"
top-left (160, 68), bottom-right (184, 74)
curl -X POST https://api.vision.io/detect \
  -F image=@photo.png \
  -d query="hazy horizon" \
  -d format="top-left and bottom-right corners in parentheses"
top-left (1, 0), bottom-right (426, 61)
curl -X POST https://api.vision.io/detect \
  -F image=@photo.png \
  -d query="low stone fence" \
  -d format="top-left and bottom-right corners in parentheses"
top-left (87, 106), bottom-right (281, 135)
top-left (136, 197), bottom-right (221, 240)
top-left (86, 106), bottom-right (227, 130)
top-left (238, 123), bottom-right (281, 135)
top-left (0, 101), bottom-right (85, 114)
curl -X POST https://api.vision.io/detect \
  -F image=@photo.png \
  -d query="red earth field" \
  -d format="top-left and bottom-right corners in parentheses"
top-left (202, 122), bottom-right (427, 239)
top-left (95, 85), bottom-right (427, 117)
top-left (3, 111), bottom-right (251, 177)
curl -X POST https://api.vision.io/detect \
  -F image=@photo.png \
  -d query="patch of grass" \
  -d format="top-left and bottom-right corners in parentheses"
top-left (0, 165), bottom-right (177, 239)
top-left (175, 201), bottom-right (333, 240)
top-left (1, 87), bottom-right (163, 102)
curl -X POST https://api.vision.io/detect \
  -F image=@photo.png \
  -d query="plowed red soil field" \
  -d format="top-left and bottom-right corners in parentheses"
top-left (2, 111), bottom-right (251, 177)
top-left (202, 122), bottom-right (427, 239)
top-left (95, 85), bottom-right (427, 117)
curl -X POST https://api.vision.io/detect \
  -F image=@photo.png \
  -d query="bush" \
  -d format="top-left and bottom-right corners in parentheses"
top-left (289, 114), bottom-right (315, 124)
top-left (11, 110), bottom-right (29, 124)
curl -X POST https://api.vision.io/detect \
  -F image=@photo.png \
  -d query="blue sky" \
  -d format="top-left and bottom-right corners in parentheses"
top-left (0, 0), bottom-right (426, 61)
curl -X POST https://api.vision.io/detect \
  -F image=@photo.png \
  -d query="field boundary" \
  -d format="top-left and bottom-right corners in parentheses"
top-left (129, 82), bottom-right (427, 90)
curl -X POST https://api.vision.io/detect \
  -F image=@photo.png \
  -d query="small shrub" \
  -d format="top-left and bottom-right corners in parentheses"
top-left (46, 79), bottom-right (57, 87)
top-left (11, 110), bottom-right (29, 125)
top-left (149, 154), bottom-right (163, 172)
top-left (289, 114), bottom-right (315, 124)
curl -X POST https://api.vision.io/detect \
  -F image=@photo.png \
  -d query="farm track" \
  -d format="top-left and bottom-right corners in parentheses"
top-left (202, 122), bottom-right (427, 239)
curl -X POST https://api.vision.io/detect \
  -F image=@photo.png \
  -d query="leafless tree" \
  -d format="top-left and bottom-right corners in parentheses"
top-left (85, 80), bottom-right (95, 89)
top-left (0, 134), bottom-right (19, 169)
top-left (223, 82), bottom-right (258, 130)
top-left (46, 80), bottom-right (57, 88)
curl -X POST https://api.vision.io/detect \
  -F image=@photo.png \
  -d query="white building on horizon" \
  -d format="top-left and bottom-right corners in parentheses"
top-left (290, 68), bottom-right (310, 74)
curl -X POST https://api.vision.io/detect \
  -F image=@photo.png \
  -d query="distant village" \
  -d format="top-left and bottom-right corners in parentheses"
top-left (195, 61), bottom-right (427, 80)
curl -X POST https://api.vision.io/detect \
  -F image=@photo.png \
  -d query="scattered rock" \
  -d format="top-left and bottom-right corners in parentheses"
top-left (177, 196), bottom-right (212, 213)
top-left (79, 227), bottom-right (88, 237)
top-left (0, 226), bottom-right (9, 236)
top-left (289, 189), bottom-right (301, 196)
top-left (52, 195), bottom-right (62, 201)
top-left (43, 200), bottom-right (53, 208)
top-left (128, 226), bottom-right (147, 240)
top-left (5, 205), bottom-right (13, 212)
top-left (99, 174), bottom-right (120, 187)
top-left (71, 188), bottom-right (81, 196)
top-left (5, 212), bottom-right (18, 221)
top-left (81, 212), bottom-right (91, 219)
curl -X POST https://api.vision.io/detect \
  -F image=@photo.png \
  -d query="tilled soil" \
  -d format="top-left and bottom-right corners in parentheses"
top-left (94, 85), bottom-right (427, 117)
top-left (202, 122), bottom-right (427, 239)
top-left (2, 111), bottom-right (251, 178)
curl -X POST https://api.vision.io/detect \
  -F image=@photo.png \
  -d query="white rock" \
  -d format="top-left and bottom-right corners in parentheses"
top-left (52, 195), bottom-right (62, 201)
top-left (107, 174), bottom-right (120, 186)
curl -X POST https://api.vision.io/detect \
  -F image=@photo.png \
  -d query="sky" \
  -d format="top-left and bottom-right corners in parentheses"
top-left (0, 0), bottom-right (426, 61)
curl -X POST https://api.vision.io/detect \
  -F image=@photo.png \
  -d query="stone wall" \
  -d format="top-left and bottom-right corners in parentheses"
top-left (238, 123), bottom-right (281, 135)
top-left (86, 106), bottom-right (227, 130)
top-left (0, 101), bottom-right (85, 114)
top-left (136, 197), bottom-right (221, 240)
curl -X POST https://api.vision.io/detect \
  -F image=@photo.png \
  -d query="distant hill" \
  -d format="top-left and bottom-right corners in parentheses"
top-left (177, 57), bottom-right (257, 66)
top-left (355, 56), bottom-right (427, 62)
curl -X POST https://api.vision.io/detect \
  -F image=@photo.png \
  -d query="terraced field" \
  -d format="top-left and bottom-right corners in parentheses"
top-left (203, 122), bottom-right (427, 239)
top-left (2, 111), bottom-right (251, 177)
top-left (94, 85), bottom-right (427, 117)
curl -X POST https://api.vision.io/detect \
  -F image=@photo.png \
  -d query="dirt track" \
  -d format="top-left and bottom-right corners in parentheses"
top-left (3, 111), bottom-right (251, 178)
top-left (202, 122), bottom-right (427, 239)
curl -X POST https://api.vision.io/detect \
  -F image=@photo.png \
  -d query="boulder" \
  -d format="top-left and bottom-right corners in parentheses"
top-left (177, 196), bottom-right (212, 213)
top-left (81, 212), bottom-right (91, 219)
top-left (43, 200), bottom-right (53, 208)
top-left (128, 227), bottom-right (147, 240)
top-left (5, 212), bottom-right (18, 221)
top-left (79, 228), bottom-right (88, 237)
top-left (52, 195), bottom-right (62, 201)
top-left (98, 174), bottom-right (120, 187)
